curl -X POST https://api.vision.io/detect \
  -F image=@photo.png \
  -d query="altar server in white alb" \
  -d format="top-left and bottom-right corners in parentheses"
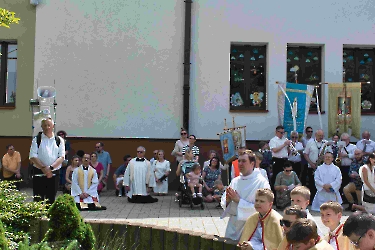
top-left (71, 153), bottom-right (104, 210)
top-left (221, 150), bottom-right (270, 241)
top-left (124, 146), bottom-right (158, 203)
top-left (311, 151), bottom-right (342, 211)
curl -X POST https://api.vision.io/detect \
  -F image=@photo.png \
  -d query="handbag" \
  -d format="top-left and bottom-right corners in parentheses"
top-left (363, 190), bottom-right (375, 203)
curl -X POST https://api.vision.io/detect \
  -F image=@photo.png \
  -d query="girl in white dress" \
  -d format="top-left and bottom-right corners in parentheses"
top-left (153, 150), bottom-right (171, 196)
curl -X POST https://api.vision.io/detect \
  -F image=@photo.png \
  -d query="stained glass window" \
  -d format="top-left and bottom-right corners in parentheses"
top-left (286, 46), bottom-right (323, 112)
top-left (343, 47), bottom-right (375, 113)
top-left (230, 44), bottom-right (267, 111)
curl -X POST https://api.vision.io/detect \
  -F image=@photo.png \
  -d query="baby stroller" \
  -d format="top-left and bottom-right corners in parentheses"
top-left (177, 161), bottom-right (204, 210)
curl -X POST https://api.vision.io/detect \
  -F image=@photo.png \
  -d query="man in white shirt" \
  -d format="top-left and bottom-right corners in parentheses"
top-left (356, 131), bottom-right (375, 157)
top-left (221, 150), bottom-right (270, 241)
top-left (269, 125), bottom-right (290, 189)
top-left (303, 129), bottom-right (326, 200)
top-left (288, 131), bottom-right (304, 179)
top-left (338, 133), bottom-right (357, 199)
top-left (29, 118), bottom-right (65, 204)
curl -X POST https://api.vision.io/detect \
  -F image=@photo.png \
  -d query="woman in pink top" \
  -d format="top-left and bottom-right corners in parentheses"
top-left (186, 163), bottom-right (203, 198)
top-left (90, 151), bottom-right (104, 194)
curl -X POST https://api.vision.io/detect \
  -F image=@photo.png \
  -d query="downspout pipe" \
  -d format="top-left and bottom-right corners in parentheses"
top-left (183, 0), bottom-right (192, 131)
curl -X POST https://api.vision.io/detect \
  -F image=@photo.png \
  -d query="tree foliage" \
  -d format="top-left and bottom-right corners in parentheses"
top-left (0, 8), bottom-right (20, 28)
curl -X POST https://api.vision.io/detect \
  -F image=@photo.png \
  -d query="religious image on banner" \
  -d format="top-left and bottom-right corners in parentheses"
top-left (231, 127), bottom-right (246, 151)
top-left (219, 131), bottom-right (236, 164)
top-left (277, 82), bottom-right (315, 137)
top-left (328, 83), bottom-right (361, 139)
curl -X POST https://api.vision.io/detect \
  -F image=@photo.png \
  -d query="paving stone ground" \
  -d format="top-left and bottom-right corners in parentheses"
top-left (23, 188), bottom-right (350, 237)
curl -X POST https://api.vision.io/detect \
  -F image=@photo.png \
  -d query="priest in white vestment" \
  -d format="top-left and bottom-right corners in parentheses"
top-left (311, 152), bottom-right (342, 211)
top-left (124, 146), bottom-right (158, 203)
top-left (221, 150), bottom-right (270, 241)
top-left (71, 154), bottom-right (104, 210)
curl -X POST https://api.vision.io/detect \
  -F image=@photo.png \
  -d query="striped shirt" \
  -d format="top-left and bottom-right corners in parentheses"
top-left (182, 145), bottom-right (200, 156)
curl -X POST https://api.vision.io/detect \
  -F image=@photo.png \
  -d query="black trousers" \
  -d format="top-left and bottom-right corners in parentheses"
top-left (290, 161), bottom-right (302, 180)
top-left (340, 165), bottom-right (351, 202)
top-left (271, 158), bottom-right (288, 189)
top-left (300, 164), bottom-right (308, 186)
top-left (307, 168), bottom-right (316, 202)
top-left (32, 168), bottom-right (59, 205)
top-left (3, 174), bottom-right (21, 191)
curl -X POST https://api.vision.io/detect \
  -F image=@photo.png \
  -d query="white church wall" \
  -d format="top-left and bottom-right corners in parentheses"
top-left (34, 0), bottom-right (185, 138)
top-left (190, 0), bottom-right (375, 140)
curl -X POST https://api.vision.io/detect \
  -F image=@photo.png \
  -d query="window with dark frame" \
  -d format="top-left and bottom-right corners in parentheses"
top-left (230, 44), bottom-right (267, 111)
top-left (343, 46), bottom-right (375, 113)
top-left (286, 45), bottom-right (323, 112)
top-left (0, 41), bottom-right (17, 107)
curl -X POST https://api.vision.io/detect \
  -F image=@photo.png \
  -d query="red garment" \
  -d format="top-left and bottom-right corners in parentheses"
top-left (91, 162), bottom-right (104, 193)
top-left (232, 160), bottom-right (240, 178)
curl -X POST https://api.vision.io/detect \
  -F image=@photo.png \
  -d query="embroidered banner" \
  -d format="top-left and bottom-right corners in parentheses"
top-left (218, 126), bottom-right (246, 164)
top-left (277, 83), bottom-right (315, 137)
top-left (328, 83), bottom-right (361, 139)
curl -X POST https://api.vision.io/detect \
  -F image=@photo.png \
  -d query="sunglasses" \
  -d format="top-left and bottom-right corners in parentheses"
top-left (291, 136), bottom-right (298, 139)
top-left (280, 219), bottom-right (292, 228)
top-left (137, 151), bottom-right (145, 153)
top-left (277, 131), bottom-right (285, 134)
top-left (307, 130), bottom-right (313, 133)
top-left (285, 169), bottom-right (292, 172)
top-left (350, 233), bottom-right (365, 247)
top-left (181, 132), bottom-right (187, 135)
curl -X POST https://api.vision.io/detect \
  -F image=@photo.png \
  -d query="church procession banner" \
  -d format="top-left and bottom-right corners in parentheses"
top-left (219, 127), bottom-right (246, 164)
top-left (277, 83), bottom-right (315, 137)
top-left (328, 83), bottom-right (361, 139)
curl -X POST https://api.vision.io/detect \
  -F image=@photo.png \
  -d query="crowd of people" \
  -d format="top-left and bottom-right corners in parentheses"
top-left (3, 120), bottom-right (375, 249)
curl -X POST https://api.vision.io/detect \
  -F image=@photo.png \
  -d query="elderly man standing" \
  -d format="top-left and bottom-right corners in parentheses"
top-left (2, 144), bottom-right (22, 190)
top-left (124, 146), bottom-right (158, 203)
top-left (29, 118), bottom-right (65, 204)
top-left (338, 133), bottom-right (357, 200)
top-left (343, 149), bottom-right (364, 211)
top-left (303, 129), bottom-right (326, 201)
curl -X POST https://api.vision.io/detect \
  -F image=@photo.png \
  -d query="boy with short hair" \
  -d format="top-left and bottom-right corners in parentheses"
top-left (278, 205), bottom-right (307, 250)
top-left (290, 186), bottom-right (324, 237)
top-left (238, 188), bottom-right (283, 250)
top-left (286, 219), bottom-right (333, 250)
top-left (320, 201), bottom-right (354, 250)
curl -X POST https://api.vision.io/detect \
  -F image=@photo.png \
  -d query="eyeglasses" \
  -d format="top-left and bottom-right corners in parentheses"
top-left (350, 233), bottom-right (365, 247)
top-left (181, 132), bottom-right (187, 135)
top-left (307, 130), bottom-right (313, 133)
top-left (277, 131), bottom-right (285, 134)
top-left (137, 151), bottom-right (145, 153)
top-left (280, 219), bottom-right (292, 228)
top-left (291, 136), bottom-right (298, 139)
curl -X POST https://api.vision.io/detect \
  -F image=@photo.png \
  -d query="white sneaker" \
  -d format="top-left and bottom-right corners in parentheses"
top-left (192, 193), bottom-right (197, 198)
top-left (197, 193), bottom-right (202, 197)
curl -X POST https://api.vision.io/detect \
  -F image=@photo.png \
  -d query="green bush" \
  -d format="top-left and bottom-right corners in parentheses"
top-left (43, 194), bottom-right (95, 250)
top-left (0, 181), bottom-right (48, 249)
top-left (18, 238), bottom-right (79, 250)
top-left (0, 220), bottom-right (9, 250)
